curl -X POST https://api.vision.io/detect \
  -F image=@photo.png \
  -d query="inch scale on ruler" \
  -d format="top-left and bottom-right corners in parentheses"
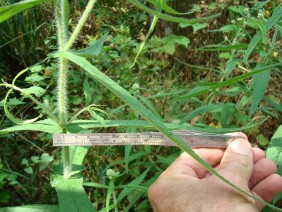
top-left (53, 130), bottom-right (243, 148)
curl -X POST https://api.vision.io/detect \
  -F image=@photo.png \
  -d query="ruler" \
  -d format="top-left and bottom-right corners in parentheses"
top-left (53, 130), bottom-right (243, 148)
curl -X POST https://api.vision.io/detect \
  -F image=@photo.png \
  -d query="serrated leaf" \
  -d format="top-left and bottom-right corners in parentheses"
top-left (70, 33), bottom-right (107, 58)
top-left (250, 64), bottom-right (270, 115)
top-left (22, 86), bottom-right (45, 97)
top-left (0, 0), bottom-right (49, 23)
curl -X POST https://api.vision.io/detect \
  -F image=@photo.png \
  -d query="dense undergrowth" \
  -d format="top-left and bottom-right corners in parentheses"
top-left (0, 0), bottom-right (281, 211)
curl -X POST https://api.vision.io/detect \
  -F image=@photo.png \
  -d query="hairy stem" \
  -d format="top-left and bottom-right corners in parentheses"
top-left (54, 0), bottom-right (71, 177)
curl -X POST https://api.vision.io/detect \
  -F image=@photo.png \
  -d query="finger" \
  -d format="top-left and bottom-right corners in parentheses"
top-left (252, 148), bottom-right (265, 163)
top-left (217, 139), bottom-right (253, 186)
top-left (165, 148), bottom-right (225, 178)
top-left (251, 174), bottom-right (282, 211)
top-left (249, 158), bottom-right (277, 189)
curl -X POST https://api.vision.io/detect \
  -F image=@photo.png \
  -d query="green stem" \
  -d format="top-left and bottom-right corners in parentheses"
top-left (64, 0), bottom-right (97, 50)
top-left (54, 0), bottom-right (71, 177)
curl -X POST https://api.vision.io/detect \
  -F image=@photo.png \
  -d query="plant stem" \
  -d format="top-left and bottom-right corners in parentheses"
top-left (54, 0), bottom-right (71, 177)
top-left (64, 0), bottom-right (97, 50)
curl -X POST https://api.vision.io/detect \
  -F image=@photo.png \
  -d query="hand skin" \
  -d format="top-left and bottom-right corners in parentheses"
top-left (148, 133), bottom-right (282, 212)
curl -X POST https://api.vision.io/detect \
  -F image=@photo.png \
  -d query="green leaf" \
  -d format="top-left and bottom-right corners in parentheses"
top-left (22, 86), bottom-right (45, 97)
top-left (70, 33), bottom-right (108, 58)
top-left (56, 51), bottom-right (280, 209)
top-left (0, 98), bottom-right (24, 107)
top-left (1, 205), bottom-right (59, 211)
top-left (51, 146), bottom-right (94, 211)
top-left (155, 35), bottom-right (190, 55)
top-left (24, 167), bottom-right (33, 175)
top-left (39, 153), bottom-right (54, 171)
top-left (25, 75), bottom-right (45, 83)
top-left (192, 23), bottom-right (208, 32)
top-left (0, 0), bottom-right (50, 23)
top-left (219, 52), bottom-right (231, 59)
top-left (127, 0), bottom-right (221, 24)
top-left (51, 176), bottom-right (95, 212)
top-left (0, 119), bottom-right (61, 134)
top-left (266, 125), bottom-right (282, 169)
top-left (106, 180), bottom-right (115, 211)
top-left (250, 64), bottom-right (270, 115)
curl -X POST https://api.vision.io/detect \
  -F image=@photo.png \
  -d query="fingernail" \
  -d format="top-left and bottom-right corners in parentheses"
top-left (229, 139), bottom-right (251, 155)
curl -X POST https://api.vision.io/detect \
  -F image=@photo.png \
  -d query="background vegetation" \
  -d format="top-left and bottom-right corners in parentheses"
top-left (0, 0), bottom-right (281, 211)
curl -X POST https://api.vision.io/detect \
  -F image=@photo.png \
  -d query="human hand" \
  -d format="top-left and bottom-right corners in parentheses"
top-left (148, 133), bottom-right (282, 212)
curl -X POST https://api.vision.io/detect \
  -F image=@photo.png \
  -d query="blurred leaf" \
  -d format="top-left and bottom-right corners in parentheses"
top-left (24, 167), bottom-right (33, 175)
top-left (266, 125), bottom-right (282, 176)
top-left (0, 0), bottom-right (50, 23)
top-left (70, 33), bottom-right (108, 58)
top-left (0, 98), bottom-right (24, 107)
top-left (25, 75), bottom-right (45, 83)
top-left (0, 119), bottom-right (61, 134)
top-left (154, 35), bottom-right (190, 55)
top-left (250, 64), bottom-right (270, 115)
top-left (22, 86), bottom-right (45, 97)
top-left (219, 52), bottom-right (231, 59)
top-left (192, 23), bottom-right (208, 32)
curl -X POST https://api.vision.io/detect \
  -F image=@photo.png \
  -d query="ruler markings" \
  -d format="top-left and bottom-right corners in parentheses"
top-left (53, 131), bottom-right (243, 148)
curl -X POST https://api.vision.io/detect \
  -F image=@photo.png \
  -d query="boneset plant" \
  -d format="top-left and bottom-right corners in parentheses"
top-left (0, 0), bottom-right (281, 211)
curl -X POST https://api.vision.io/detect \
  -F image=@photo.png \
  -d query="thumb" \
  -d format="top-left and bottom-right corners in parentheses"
top-left (217, 139), bottom-right (253, 187)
